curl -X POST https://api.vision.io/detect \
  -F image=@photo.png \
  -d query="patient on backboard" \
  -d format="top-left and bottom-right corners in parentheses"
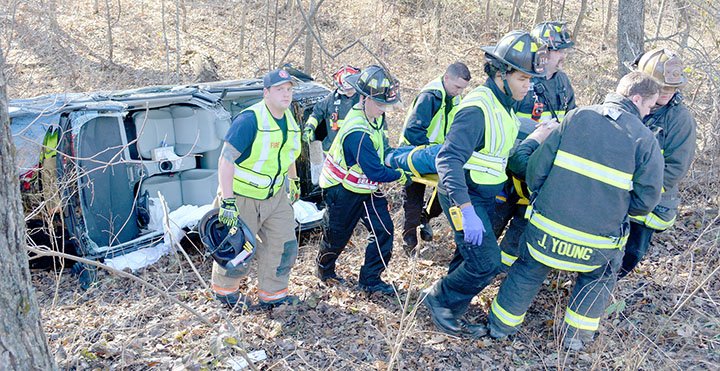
top-left (385, 145), bottom-right (441, 176)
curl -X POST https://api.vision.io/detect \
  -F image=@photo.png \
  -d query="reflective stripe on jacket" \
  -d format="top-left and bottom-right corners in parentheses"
top-left (232, 101), bottom-right (301, 200)
top-left (400, 76), bottom-right (460, 145)
top-left (454, 86), bottom-right (520, 185)
top-left (525, 94), bottom-right (664, 271)
top-left (319, 108), bottom-right (385, 194)
top-left (633, 96), bottom-right (696, 230)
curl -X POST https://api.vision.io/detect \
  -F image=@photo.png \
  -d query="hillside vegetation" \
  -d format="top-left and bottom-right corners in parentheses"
top-left (2, 0), bottom-right (719, 369)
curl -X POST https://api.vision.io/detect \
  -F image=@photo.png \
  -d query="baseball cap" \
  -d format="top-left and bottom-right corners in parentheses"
top-left (263, 69), bottom-right (296, 88)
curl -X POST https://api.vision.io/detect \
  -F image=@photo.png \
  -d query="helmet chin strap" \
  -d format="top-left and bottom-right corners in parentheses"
top-left (500, 70), bottom-right (514, 100)
top-left (361, 96), bottom-right (384, 130)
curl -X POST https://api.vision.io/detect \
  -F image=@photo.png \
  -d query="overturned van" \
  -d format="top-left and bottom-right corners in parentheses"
top-left (12, 78), bottom-right (329, 261)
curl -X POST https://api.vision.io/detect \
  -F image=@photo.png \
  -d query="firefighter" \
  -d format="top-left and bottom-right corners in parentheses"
top-left (302, 65), bottom-right (362, 152)
top-left (422, 31), bottom-right (548, 337)
top-left (212, 69), bottom-right (302, 309)
top-left (398, 62), bottom-right (471, 255)
top-left (619, 48), bottom-right (697, 278)
top-left (492, 20), bottom-right (577, 269)
top-left (487, 72), bottom-right (665, 350)
top-left (316, 65), bottom-right (406, 294)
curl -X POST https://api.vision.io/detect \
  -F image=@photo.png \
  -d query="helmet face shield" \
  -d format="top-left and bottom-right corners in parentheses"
top-left (533, 45), bottom-right (549, 76)
top-left (661, 55), bottom-right (685, 86)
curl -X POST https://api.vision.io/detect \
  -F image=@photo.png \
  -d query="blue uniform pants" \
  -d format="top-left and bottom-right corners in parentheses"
top-left (318, 185), bottom-right (394, 285)
top-left (488, 232), bottom-right (622, 340)
top-left (429, 186), bottom-right (503, 316)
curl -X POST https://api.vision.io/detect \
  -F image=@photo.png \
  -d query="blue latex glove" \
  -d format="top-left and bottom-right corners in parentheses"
top-left (219, 198), bottom-right (239, 227)
top-left (461, 205), bottom-right (485, 245)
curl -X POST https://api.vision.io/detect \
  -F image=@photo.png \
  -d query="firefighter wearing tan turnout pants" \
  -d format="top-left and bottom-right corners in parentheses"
top-left (487, 72), bottom-right (665, 350)
top-left (212, 69), bottom-right (302, 309)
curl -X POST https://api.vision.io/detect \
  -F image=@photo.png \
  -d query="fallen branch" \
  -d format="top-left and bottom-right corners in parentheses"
top-left (25, 246), bottom-right (258, 371)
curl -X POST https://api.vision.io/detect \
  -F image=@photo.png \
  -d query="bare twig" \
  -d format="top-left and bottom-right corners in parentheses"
top-left (25, 246), bottom-right (259, 371)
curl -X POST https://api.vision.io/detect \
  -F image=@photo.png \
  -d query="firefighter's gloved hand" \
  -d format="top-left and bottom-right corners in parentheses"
top-left (302, 125), bottom-right (316, 143)
top-left (288, 177), bottom-right (301, 203)
top-left (396, 170), bottom-right (412, 186)
top-left (219, 198), bottom-right (239, 227)
top-left (460, 205), bottom-right (485, 245)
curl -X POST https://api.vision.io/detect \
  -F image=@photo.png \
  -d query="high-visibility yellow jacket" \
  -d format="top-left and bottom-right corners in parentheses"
top-left (232, 101), bottom-right (301, 200)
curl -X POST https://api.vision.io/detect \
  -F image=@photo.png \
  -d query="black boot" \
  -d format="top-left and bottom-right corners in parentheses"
top-left (402, 230), bottom-right (418, 257)
top-left (214, 290), bottom-right (250, 312)
top-left (421, 286), bottom-right (460, 335)
top-left (316, 245), bottom-right (345, 284)
top-left (419, 211), bottom-right (434, 241)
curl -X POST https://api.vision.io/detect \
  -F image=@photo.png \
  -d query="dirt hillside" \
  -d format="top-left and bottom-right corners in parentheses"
top-left (3, 0), bottom-right (719, 369)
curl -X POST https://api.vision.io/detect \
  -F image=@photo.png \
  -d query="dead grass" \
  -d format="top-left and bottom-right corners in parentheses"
top-left (4, 0), bottom-right (720, 369)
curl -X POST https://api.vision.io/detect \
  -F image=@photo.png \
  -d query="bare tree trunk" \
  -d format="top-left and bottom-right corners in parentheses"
top-left (264, 0), bottom-right (271, 71)
top-left (617, 0), bottom-right (644, 76)
top-left (485, 0), bottom-right (491, 28)
top-left (304, 0), bottom-right (314, 73)
top-left (238, 1), bottom-right (248, 70)
top-left (509, 0), bottom-right (523, 31)
top-left (673, 0), bottom-right (691, 48)
top-left (434, 0), bottom-right (442, 48)
top-left (549, 0), bottom-right (553, 18)
top-left (573, 0), bottom-right (588, 39)
top-left (653, 0), bottom-right (667, 40)
top-left (174, 0), bottom-right (182, 82)
top-left (603, 0), bottom-right (613, 41)
top-left (534, 0), bottom-right (546, 25)
top-left (0, 46), bottom-right (57, 371)
top-left (179, 0), bottom-right (187, 32)
top-left (103, 0), bottom-right (114, 64)
top-left (560, 0), bottom-right (566, 19)
top-left (272, 0), bottom-right (279, 68)
top-left (161, 0), bottom-right (171, 83)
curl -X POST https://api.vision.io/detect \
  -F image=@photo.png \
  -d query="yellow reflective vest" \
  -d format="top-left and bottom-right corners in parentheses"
top-left (400, 76), bottom-right (460, 146)
top-left (319, 107), bottom-right (386, 194)
top-left (232, 101), bottom-right (301, 200)
top-left (454, 86), bottom-right (520, 185)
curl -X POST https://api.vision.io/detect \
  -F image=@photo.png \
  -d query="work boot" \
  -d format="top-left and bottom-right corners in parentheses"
top-left (317, 270), bottom-right (346, 285)
top-left (421, 288), bottom-right (460, 335)
top-left (258, 295), bottom-right (302, 310)
top-left (488, 323), bottom-right (509, 340)
top-left (419, 223), bottom-right (434, 242)
top-left (214, 291), bottom-right (250, 312)
top-left (458, 319), bottom-right (488, 338)
top-left (563, 327), bottom-right (594, 351)
top-left (402, 231), bottom-right (418, 257)
top-left (316, 249), bottom-right (344, 283)
top-left (358, 280), bottom-right (395, 295)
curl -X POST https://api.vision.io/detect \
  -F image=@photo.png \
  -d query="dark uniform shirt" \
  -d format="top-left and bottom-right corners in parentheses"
top-left (403, 90), bottom-right (456, 145)
top-left (225, 109), bottom-right (287, 164)
top-left (309, 90), bottom-right (360, 151)
top-left (516, 70), bottom-right (576, 121)
top-left (436, 78), bottom-right (516, 206)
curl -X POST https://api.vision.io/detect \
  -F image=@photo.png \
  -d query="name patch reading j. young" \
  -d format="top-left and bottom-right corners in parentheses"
top-left (537, 233), bottom-right (593, 261)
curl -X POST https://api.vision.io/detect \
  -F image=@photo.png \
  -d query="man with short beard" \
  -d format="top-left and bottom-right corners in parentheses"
top-left (487, 72), bottom-right (664, 350)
